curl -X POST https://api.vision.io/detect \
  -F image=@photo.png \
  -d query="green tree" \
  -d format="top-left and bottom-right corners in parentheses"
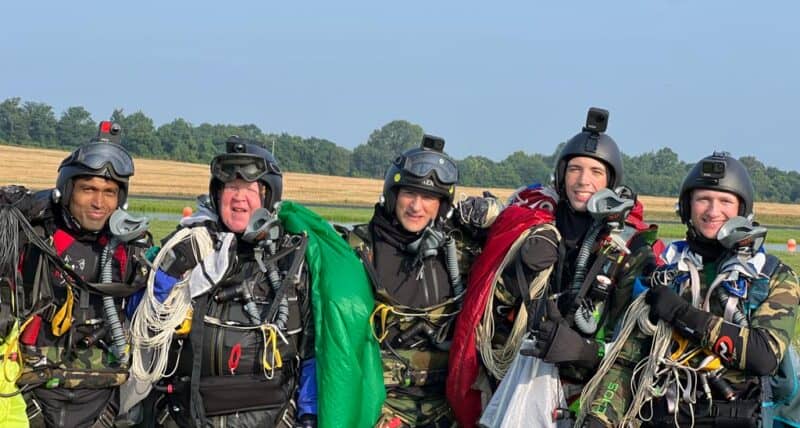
top-left (458, 156), bottom-right (496, 187)
top-left (158, 118), bottom-right (195, 161)
top-left (0, 97), bottom-right (30, 143)
top-left (118, 111), bottom-right (162, 157)
top-left (23, 101), bottom-right (57, 147)
top-left (57, 106), bottom-right (96, 149)
top-left (352, 120), bottom-right (424, 177)
top-left (499, 151), bottom-right (550, 185)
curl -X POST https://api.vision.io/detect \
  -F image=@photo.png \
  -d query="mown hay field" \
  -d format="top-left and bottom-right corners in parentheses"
top-left (3, 144), bottom-right (800, 220)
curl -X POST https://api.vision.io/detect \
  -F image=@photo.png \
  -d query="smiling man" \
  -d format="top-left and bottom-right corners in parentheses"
top-left (133, 136), bottom-right (322, 428)
top-left (339, 134), bottom-right (491, 428)
top-left (67, 176), bottom-right (121, 231)
top-left (489, 108), bottom-right (662, 426)
top-left (581, 151), bottom-right (800, 428)
top-left (0, 122), bottom-right (152, 427)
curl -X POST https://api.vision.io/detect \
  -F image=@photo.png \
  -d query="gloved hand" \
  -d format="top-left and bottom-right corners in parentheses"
top-left (645, 285), bottom-right (688, 324)
top-left (0, 185), bottom-right (49, 221)
top-left (296, 414), bottom-right (317, 428)
top-left (645, 286), bottom-right (711, 343)
top-left (0, 185), bottom-right (33, 209)
top-left (160, 240), bottom-right (200, 277)
top-left (529, 300), bottom-right (600, 368)
top-left (456, 191), bottom-right (503, 229)
top-left (519, 227), bottom-right (559, 272)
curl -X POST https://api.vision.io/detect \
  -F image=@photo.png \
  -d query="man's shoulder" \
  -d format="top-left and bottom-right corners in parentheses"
top-left (334, 223), bottom-right (371, 251)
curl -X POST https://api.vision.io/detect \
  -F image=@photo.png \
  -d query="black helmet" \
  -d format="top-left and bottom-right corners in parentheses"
top-left (381, 134), bottom-right (458, 219)
top-left (553, 107), bottom-right (623, 198)
top-left (209, 136), bottom-right (283, 212)
top-left (678, 151), bottom-right (754, 224)
top-left (55, 121), bottom-right (134, 209)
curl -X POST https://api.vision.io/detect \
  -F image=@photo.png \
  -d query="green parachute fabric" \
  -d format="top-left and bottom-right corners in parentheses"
top-left (279, 201), bottom-right (385, 428)
top-left (0, 320), bottom-right (29, 428)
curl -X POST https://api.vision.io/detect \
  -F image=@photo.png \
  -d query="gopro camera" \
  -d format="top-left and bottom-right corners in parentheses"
top-left (584, 107), bottom-right (609, 134)
top-left (95, 121), bottom-right (122, 144)
top-left (422, 134), bottom-right (445, 152)
top-left (701, 159), bottom-right (726, 180)
top-left (226, 136), bottom-right (247, 153)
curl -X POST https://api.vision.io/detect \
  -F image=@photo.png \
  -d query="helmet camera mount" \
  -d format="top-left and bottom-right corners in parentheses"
top-left (421, 134), bottom-right (445, 152)
top-left (582, 107), bottom-right (609, 153)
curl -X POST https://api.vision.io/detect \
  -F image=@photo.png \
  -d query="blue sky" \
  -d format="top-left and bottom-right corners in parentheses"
top-left (2, 1), bottom-right (799, 172)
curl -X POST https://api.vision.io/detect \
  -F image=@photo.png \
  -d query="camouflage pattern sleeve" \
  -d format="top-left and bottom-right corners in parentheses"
top-left (585, 326), bottom-right (652, 426)
top-left (705, 263), bottom-right (800, 371)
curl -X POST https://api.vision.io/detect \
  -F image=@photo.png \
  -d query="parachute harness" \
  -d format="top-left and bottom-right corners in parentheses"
top-left (579, 239), bottom-right (766, 428)
top-left (201, 316), bottom-right (288, 379)
top-left (369, 300), bottom-right (462, 344)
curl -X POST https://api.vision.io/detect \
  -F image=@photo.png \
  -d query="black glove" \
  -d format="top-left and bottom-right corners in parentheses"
top-left (0, 185), bottom-right (34, 211)
top-left (529, 300), bottom-right (600, 368)
top-left (645, 285), bottom-right (688, 324)
top-left (296, 414), bottom-right (317, 428)
top-left (456, 192), bottom-right (503, 229)
top-left (160, 238), bottom-right (200, 277)
top-left (519, 227), bottom-right (559, 272)
top-left (0, 186), bottom-right (51, 223)
top-left (645, 286), bottom-right (711, 342)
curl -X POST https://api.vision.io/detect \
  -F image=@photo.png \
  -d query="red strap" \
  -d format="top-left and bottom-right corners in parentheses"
top-left (228, 343), bottom-right (242, 374)
top-left (387, 417), bottom-right (403, 428)
top-left (20, 314), bottom-right (42, 345)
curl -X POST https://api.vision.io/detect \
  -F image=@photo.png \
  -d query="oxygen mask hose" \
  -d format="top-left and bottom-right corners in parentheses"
top-left (263, 240), bottom-right (289, 330)
top-left (569, 221), bottom-right (604, 298)
top-left (445, 237), bottom-right (464, 296)
top-left (101, 240), bottom-right (128, 365)
top-left (245, 209), bottom-right (290, 329)
top-left (101, 209), bottom-right (150, 366)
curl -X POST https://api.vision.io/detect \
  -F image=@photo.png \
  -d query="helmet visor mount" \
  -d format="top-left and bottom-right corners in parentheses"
top-left (211, 154), bottom-right (282, 183)
top-left (63, 143), bottom-right (134, 178)
top-left (398, 150), bottom-right (458, 184)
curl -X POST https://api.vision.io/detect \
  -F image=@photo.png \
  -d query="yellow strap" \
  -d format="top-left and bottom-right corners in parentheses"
top-left (2, 319), bottom-right (25, 383)
top-left (175, 307), bottom-right (193, 336)
top-left (261, 325), bottom-right (283, 371)
top-left (670, 332), bottom-right (722, 372)
top-left (51, 284), bottom-right (74, 337)
top-left (370, 303), bottom-right (393, 343)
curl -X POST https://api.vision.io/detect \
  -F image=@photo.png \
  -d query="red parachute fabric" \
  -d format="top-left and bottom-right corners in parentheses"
top-left (446, 186), bottom-right (557, 428)
top-left (446, 186), bottom-right (659, 427)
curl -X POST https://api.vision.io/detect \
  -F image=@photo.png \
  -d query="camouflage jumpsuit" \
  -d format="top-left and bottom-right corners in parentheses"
top-left (346, 219), bottom-right (479, 428)
top-left (584, 243), bottom-right (800, 427)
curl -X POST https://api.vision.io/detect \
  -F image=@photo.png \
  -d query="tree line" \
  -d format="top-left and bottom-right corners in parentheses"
top-left (2, 97), bottom-right (799, 202)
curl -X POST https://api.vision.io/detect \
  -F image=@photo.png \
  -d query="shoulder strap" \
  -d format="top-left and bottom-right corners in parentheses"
top-left (264, 235), bottom-right (308, 324)
top-left (189, 294), bottom-right (209, 427)
top-left (762, 253), bottom-right (783, 278)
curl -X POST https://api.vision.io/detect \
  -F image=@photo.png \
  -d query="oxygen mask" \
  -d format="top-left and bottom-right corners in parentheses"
top-left (586, 187), bottom-right (635, 229)
top-left (242, 208), bottom-right (283, 245)
top-left (406, 225), bottom-right (447, 259)
top-left (108, 209), bottom-right (149, 243)
top-left (716, 216), bottom-right (767, 255)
